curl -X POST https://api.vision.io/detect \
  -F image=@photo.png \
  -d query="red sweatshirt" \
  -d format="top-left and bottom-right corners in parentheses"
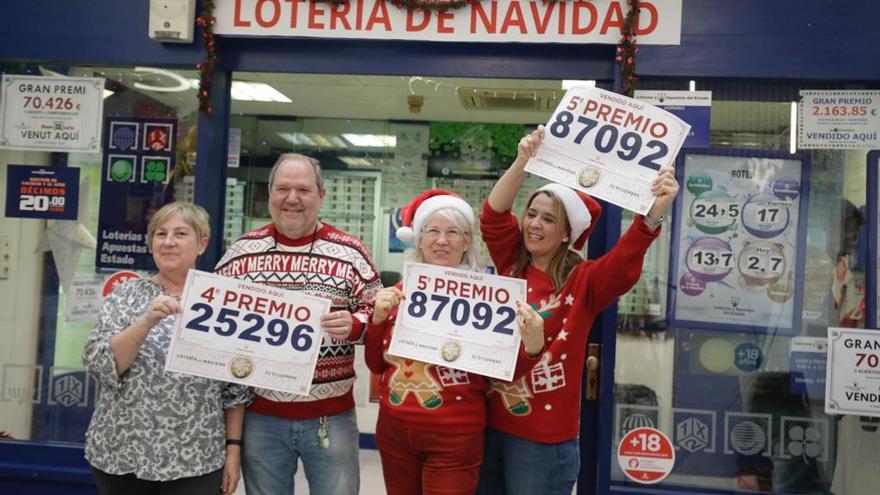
top-left (215, 223), bottom-right (381, 419)
top-left (480, 202), bottom-right (660, 443)
top-left (365, 282), bottom-right (490, 434)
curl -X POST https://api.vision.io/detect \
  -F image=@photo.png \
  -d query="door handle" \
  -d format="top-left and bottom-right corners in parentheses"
top-left (585, 343), bottom-right (601, 400)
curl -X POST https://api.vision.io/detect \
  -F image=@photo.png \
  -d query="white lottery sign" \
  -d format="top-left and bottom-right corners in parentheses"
top-left (165, 270), bottom-right (330, 395)
top-left (525, 86), bottom-right (690, 215)
top-left (798, 90), bottom-right (880, 149)
top-left (826, 327), bottom-right (880, 417)
top-left (0, 74), bottom-right (105, 153)
top-left (389, 262), bottom-right (526, 381)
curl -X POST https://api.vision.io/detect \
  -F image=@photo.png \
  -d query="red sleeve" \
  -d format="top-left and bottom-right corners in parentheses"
top-left (577, 215), bottom-right (661, 311)
top-left (364, 317), bottom-right (391, 375)
top-left (511, 346), bottom-right (543, 380)
top-left (344, 318), bottom-right (364, 342)
top-left (479, 201), bottom-right (523, 274)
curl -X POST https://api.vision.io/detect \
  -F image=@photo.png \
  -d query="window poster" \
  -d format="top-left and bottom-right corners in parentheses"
top-left (798, 90), bottom-right (880, 150)
top-left (5, 164), bottom-right (79, 220)
top-left (95, 117), bottom-right (177, 271)
top-left (0, 74), bottom-right (104, 153)
top-left (668, 150), bottom-right (809, 334)
top-left (635, 90), bottom-right (712, 149)
top-left (867, 150), bottom-right (879, 329)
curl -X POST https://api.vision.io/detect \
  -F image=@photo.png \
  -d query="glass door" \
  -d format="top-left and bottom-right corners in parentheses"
top-left (600, 79), bottom-right (874, 495)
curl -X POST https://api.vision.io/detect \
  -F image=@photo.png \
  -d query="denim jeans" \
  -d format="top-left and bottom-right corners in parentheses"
top-left (475, 427), bottom-right (579, 495)
top-left (242, 409), bottom-right (360, 495)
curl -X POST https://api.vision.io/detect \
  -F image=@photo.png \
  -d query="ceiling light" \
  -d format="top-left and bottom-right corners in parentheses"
top-left (338, 157), bottom-right (376, 167)
top-left (330, 136), bottom-right (350, 148)
top-left (689, 80), bottom-right (696, 91)
top-left (231, 81), bottom-right (291, 102)
top-left (790, 101), bottom-right (798, 154)
top-left (307, 134), bottom-right (333, 148)
top-left (277, 132), bottom-right (316, 146)
top-left (341, 134), bottom-right (397, 147)
top-left (190, 79), bottom-right (291, 102)
top-left (562, 80), bottom-right (596, 90)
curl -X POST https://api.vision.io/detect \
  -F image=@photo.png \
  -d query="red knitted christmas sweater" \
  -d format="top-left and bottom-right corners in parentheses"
top-left (480, 202), bottom-right (659, 443)
top-left (365, 282), bottom-right (490, 434)
top-left (215, 223), bottom-right (381, 419)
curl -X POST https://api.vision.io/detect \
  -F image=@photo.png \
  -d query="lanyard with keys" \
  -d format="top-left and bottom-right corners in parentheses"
top-left (317, 416), bottom-right (330, 449)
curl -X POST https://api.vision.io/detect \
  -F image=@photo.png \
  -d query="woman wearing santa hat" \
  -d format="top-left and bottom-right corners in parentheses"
top-left (365, 190), bottom-right (545, 495)
top-left (475, 126), bottom-right (679, 495)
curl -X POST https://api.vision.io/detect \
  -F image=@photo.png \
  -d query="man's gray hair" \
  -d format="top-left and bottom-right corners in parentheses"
top-left (267, 153), bottom-right (324, 192)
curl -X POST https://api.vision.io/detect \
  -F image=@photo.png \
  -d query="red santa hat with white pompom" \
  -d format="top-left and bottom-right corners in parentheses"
top-left (396, 189), bottom-right (474, 243)
top-left (536, 183), bottom-right (602, 250)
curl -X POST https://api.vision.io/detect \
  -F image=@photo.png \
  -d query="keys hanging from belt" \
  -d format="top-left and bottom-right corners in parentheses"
top-left (318, 416), bottom-right (330, 449)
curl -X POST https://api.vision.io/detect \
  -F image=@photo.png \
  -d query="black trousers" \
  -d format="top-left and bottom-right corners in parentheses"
top-left (90, 466), bottom-right (223, 495)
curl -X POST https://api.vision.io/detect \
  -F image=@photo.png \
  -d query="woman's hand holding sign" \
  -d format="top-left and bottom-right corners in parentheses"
top-left (645, 166), bottom-right (680, 231)
top-left (372, 287), bottom-right (405, 325)
top-left (516, 301), bottom-right (545, 357)
top-left (144, 294), bottom-right (182, 327)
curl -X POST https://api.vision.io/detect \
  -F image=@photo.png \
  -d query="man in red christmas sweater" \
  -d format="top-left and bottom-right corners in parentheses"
top-left (476, 127), bottom-right (680, 495)
top-left (215, 153), bottom-right (381, 495)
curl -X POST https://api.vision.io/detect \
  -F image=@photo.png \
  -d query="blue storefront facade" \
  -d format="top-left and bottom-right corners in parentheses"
top-left (1, 1), bottom-right (879, 494)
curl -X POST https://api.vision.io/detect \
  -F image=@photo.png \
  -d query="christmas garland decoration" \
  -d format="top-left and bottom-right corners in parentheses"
top-left (196, 0), bottom-right (218, 115)
top-left (616, 0), bottom-right (640, 96)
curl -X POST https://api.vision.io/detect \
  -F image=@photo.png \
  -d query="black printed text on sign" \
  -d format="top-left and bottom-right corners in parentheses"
top-left (525, 86), bottom-right (690, 215)
top-left (389, 262), bottom-right (526, 381)
top-left (164, 270), bottom-right (330, 395)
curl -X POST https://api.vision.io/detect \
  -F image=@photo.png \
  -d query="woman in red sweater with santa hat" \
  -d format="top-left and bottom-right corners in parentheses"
top-left (365, 190), bottom-right (545, 495)
top-left (476, 127), bottom-right (680, 495)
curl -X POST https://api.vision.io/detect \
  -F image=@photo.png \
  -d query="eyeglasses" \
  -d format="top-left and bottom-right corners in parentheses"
top-left (422, 227), bottom-right (466, 241)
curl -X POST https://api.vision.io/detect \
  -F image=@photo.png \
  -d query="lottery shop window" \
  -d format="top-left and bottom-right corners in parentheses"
top-left (0, 62), bottom-right (199, 444)
top-left (611, 78), bottom-right (873, 492)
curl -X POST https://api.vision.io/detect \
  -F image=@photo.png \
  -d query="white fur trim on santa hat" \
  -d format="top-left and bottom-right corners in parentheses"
top-left (537, 183), bottom-right (591, 244)
top-left (396, 194), bottom-right (474, 243)
top-left (396, 226), bottom-right (416, 243)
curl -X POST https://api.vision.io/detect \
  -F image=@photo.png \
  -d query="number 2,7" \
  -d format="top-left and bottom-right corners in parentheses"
top-left (185, 303), bottom-right (314, 351)
top-left (407, 291), bottom-right (516, 335)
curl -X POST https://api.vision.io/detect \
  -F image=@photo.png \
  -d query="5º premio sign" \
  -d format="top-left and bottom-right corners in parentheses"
top-left (5, 164), bottom-right (79, 220)
top-left (389, 262), bottom-right (526, 381)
